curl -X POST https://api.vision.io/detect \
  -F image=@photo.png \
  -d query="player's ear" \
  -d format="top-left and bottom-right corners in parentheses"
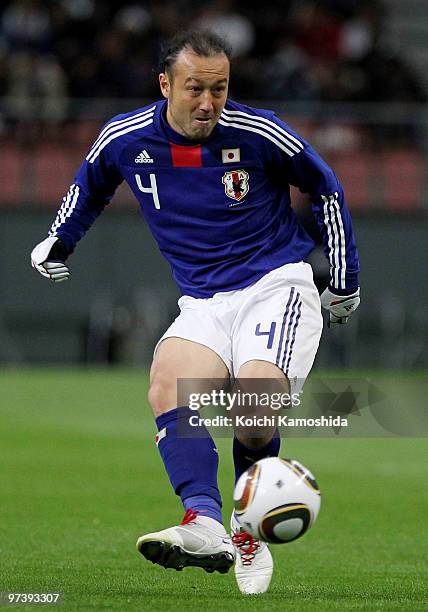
top-left (159, 73), bottom-right (170, 99)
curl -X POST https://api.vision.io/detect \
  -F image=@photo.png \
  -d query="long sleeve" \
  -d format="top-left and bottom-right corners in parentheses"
top-left (288, 143), bottom-right (360, 294)
top-left (48, 129), bottom-right (123, 254)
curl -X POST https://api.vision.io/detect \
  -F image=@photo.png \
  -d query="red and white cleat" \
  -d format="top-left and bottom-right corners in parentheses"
top-left (137, 509), bottom-right (235, 574)
top-left (231, 511), bottom-right (273, 594)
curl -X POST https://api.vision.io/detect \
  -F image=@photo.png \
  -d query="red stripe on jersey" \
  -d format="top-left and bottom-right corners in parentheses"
top-left (170, 143), bottom-right (202, 167)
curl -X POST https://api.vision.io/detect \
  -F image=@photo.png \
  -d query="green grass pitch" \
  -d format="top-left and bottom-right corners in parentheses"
top-left (1, 369), bottom-right (427, 611)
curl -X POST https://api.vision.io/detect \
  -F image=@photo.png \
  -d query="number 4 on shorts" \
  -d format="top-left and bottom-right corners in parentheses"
top-left (255, 322), bottom-right (277, 349)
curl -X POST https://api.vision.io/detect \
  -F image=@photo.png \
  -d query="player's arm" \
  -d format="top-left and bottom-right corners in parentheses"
top-left (31, 129), bottom-right (123, 282)
top-left (286, 137), bottom-right (360, 325)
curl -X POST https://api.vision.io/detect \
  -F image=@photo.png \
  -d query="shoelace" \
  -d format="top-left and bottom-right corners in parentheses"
top-left (232, 531), bottom-right (261, 565)
top-left (181, 508), bottom-right (199, 525)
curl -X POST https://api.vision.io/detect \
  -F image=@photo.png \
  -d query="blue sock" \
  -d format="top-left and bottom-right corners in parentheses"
top-left (156, 407), bottom-right (223, 525)
top-left (233, 430), bottom-right (281, 483)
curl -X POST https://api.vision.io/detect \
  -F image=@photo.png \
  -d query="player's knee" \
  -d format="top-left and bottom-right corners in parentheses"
top-left (148, 373), bottom-right (177, 417)
top-left (236, 432), bottom-right (275, 450)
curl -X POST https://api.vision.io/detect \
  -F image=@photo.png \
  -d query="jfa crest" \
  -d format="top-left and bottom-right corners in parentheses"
top-left (222, 169), bottom-right (249, 202)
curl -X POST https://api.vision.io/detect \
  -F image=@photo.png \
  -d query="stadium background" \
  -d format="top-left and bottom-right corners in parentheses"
top-left (0, 0), bottom-right (427, 368)
top-left (1, 1), bottom-right (427, 610)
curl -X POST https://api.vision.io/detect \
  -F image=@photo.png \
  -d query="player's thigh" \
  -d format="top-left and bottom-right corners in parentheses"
top-left (236, 359), bottom-right (287, 381)
top-left (149, 337), bottom-right (229, 416)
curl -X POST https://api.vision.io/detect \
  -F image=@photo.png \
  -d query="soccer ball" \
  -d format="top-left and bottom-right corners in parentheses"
top-left (233, 457), bottom-right (321, 543)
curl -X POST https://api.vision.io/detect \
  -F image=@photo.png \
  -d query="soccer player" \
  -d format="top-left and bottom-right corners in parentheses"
top-left (31, 30), bottom-right (360, 594)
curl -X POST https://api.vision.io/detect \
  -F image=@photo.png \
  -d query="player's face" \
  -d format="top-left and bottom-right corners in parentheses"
top-left (159, 49), bottom-right (230, 141)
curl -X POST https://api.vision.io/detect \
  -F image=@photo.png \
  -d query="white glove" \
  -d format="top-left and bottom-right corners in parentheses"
top-left (320, 287), bottom-right (360, 326)
top-left (31, 236), bottom-right (70, 283)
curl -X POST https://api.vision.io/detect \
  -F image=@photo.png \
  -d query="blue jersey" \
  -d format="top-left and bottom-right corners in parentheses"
top-left (48, 99), bottom-right (359, 298)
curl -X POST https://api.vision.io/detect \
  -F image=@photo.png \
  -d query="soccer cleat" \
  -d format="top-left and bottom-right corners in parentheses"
top-left (137, 509), bottom-right (235, 574)
top-left (231, 511), bottom-right (273, 594)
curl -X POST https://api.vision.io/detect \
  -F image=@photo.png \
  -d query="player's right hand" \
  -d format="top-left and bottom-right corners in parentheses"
top-left (31, 236), bottom-right (70, 282)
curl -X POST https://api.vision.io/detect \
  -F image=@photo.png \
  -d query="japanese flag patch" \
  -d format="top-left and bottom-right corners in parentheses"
top-left (222, 148), bottom-right (240, 163)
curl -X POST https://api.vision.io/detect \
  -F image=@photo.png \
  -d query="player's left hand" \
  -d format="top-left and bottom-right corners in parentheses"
top-left (31, 236), bottom-right (70, 282)
top-left (320, 287), bottom-right (360, 326)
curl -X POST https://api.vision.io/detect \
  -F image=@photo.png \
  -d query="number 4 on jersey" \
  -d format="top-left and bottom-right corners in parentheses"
top-left (135, 173), bottom-right (160, 209)
top-left (255, 322), bottom-right (277, 349)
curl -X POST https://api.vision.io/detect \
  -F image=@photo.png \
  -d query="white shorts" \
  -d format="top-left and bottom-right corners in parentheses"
top-left (156, 262), bottom-right (323, 393)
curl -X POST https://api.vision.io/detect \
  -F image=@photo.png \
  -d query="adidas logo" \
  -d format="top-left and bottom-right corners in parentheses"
top-left (135, 149), bottom-right (154, 163)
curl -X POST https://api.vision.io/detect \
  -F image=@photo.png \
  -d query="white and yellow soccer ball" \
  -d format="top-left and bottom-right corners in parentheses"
top-left (233, 457), bottom-right (321, 543)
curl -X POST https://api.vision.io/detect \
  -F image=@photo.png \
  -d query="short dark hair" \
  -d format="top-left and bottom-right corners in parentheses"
top-left (159, 29), bottom-right (232, 76)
